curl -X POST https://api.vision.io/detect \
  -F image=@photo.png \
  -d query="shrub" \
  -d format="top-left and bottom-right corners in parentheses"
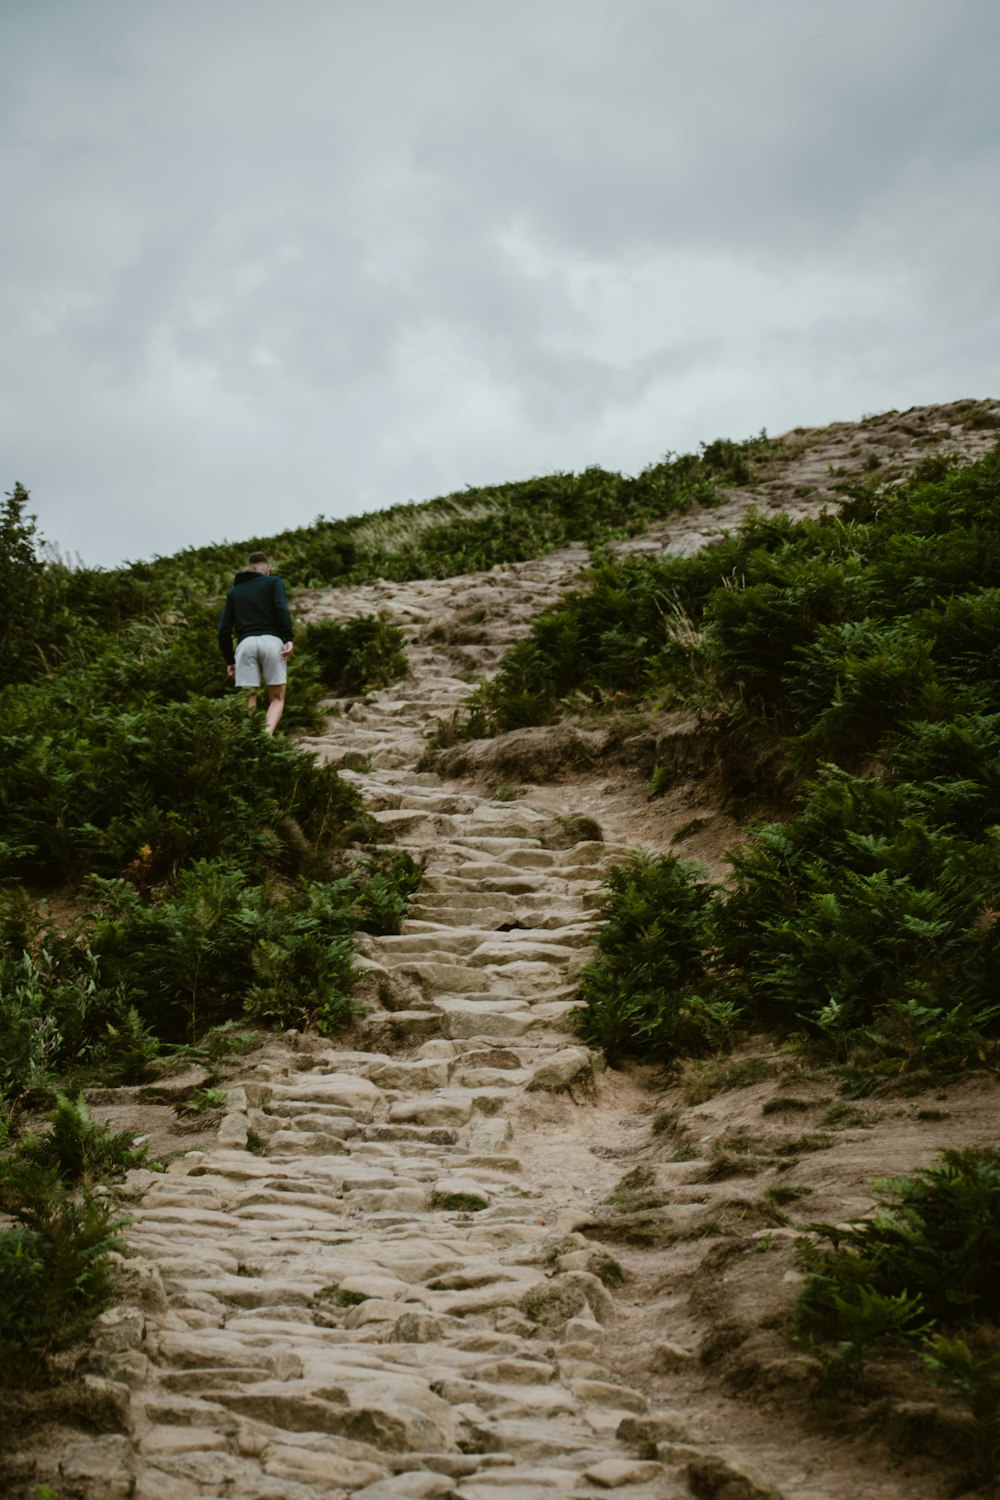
top-left (85, 864), bottom-right (359, 1043)
top-left (0, 697), bottom-right (368, 884)
top-left (0, 843), bottom-right (420, 1080)
top-left (797, 1149), bottom-right (1000, 1350)
top-left (717, 768), bottom-right (1000, 1066)
top-left (348, 850), bottom-right (423, 935)
top-left (0, 1094), bottom-right (131, 1388)
top-left (0, 1192), bottom-right (123, 1386)
top-left (2, 1094), bottom-right (147, 1187)
top-left (794, 1148), bottom-right (1000, 1434)
top-left (573, 850), bottom-right (729, 1064)
top-left (300, 614), bottom-right (409, 696)
top-left (0, 945), bottom-right (105, 1111)
top-left (924, 1334), bottom-right (1000, 1477)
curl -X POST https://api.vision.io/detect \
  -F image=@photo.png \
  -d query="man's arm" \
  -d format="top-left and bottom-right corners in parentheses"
top-left (271, 577), bottom-right (294, 643)
top-left (217, 596), bottom-right (236, 666)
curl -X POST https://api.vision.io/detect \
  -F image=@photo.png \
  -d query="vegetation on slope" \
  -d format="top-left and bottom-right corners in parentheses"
top-left (0, 483), bottom-right (420, 1121)
top-left (795, 1148), bottom-right (1000, 1481)
top-left (4, 417), bottom-right (998, 1408)
top-left (116, 433), bottom-right (772, 601)
top-left (483, 444), bottom-right (1000, 1079)
top-left (0, 430), bottom-right (776, 1116)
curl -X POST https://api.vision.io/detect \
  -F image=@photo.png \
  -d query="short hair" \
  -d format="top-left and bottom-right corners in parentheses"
top-left (247, 550), bottom-right (269, 566)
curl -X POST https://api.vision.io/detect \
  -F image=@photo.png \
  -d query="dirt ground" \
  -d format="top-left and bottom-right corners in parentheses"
top-left (440, 727), bottom-right (1000, 1500)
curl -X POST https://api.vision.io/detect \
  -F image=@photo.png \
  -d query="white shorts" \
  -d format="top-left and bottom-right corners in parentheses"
top-left (235, 634), bottom-right (287, 687)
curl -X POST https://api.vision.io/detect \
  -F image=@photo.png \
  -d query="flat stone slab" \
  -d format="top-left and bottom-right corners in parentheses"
top-left (386, 1089), bottom-right (476, 1125)
top-left (262, 1444), bottom-right (386, 1488)
top-left (583, 1458), bottom-right (665, 1488)
top-left (365, 1058), bottom-right (453, 1090)
top-left (267, 1074), bottom-right (384, 1116)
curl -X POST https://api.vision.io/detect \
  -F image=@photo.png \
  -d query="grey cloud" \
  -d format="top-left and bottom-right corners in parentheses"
top-left (2, 0), bottom-right (998, 566)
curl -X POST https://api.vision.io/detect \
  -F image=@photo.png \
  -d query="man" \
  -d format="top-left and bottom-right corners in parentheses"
top-left (217, 551), bottom-right (294, 734)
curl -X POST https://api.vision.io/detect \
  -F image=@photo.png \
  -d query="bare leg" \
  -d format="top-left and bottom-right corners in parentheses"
top-left (264, 684), bottom-right (286, 734)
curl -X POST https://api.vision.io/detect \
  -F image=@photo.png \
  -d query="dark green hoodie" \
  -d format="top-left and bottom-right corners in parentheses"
top-left (217, 570), bottom-right (294, 667)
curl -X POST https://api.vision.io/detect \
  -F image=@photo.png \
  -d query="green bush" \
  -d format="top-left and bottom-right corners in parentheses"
top-left (795, 1149), bottom-right (1000, 1419)
top-left (0, 946), bottom-right (103, 1111)
top-left (348, 850), bottom-right (423, 935)
top-left (924, 1334), bottom-right (1000, 1477)
top-left (0, 697), bottom-right (368, 884)
top-left (0, 1199), bottom-right (122, 1386)
top-left (2, 1094), bottom-right (147, 1187)
top-left (300, 613), bottom-right (409, 696)
top-left (464, 446), bottom-right (1000, 774)
top-left (85, 864), bottom-right (365, 1043)
top-left (798, 1149), bottom-right (1000, 1337)
top-left (717, 768), bottom-right (1000, 1067)
top-left (0, 848), bottom-right (420, 1083)
top-left (573, 755), bottom-right (1000, 1075)
top-left (0, 1121), bottom-right (125, 1387)
top-left (573, 850), bottom-right (730, 1064)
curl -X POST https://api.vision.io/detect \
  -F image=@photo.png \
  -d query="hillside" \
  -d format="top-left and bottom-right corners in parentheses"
top-left (3, 398), bottom-right (1000, 1500)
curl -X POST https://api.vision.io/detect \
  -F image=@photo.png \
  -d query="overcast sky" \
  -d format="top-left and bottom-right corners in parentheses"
top-left (3, 0), bottom-right (999, 568)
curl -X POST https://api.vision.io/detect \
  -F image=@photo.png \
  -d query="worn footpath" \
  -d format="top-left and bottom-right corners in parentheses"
top-left (35, 400), bottom-right (1000, 1500)
top-left (69, 534), bottom-right (757, 1500)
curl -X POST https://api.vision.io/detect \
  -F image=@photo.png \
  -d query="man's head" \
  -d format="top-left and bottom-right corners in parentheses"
top-left (247, 551), bottom-right (270, 575)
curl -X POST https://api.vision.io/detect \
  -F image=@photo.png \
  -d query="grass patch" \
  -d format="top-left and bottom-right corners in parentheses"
top-left (603, 1165), bottom-right (664, 1212)
top-left (761, 1095), bottom-right (814, 1116)
top-left (821, 1103), bottom-right (881, 1130)
top-left (678, 1055), bottom-right (778, 1105)
top-left (429, 1191), bottom-right (489, 1212)
top-left (316, 1286), bottom-right (368, 1307)
top-left (764, 1183), bottom-right (815, 1207)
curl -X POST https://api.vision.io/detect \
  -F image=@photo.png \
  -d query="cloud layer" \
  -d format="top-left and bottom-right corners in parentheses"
top-left (3, 0), bottom-right (999, 566)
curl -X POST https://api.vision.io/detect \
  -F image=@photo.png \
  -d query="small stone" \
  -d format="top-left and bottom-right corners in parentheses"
top-left (564, 1314), bottom-right (605, 1343)
top-left (570, 1377), bottom-right (648, 1412)
top-left (687, 1455), bottom-right (785, 1500)
top-left (392, 1311), bottom-right (445, 1343)
top-left (262, 1444), bottom-right (385, 1487)
top-left (345, 1297), bottom-right (404, 1327)
top-left (494, 1309), bottom-right (537, 1338)
top-left (92, 1304), bottom-right (146, 1351)
top-left (354, 1472), bottom-right (456, 1498)
top-left (650, 1340), bottom-right (696, 1373)
top-left (367, 1058), bottom-right (453, 1090)
top-left (339, 1273), bottom-right (407, 1300)
top-left (429, 1176), bottom-right (492, 1211)
top-left (389, 1096), bottom-right (474, 1127)
top-left (527, 1046), bottom-right (596, 1092)
top-left (141, 1425), bottom-right (230, 1454)
top-left (415, 1038), bottom-right (460, 1059)
top-left (656, 1440), bottom-right (706, 1464)
top-left (265, 1350), bottom-right (304, 1380)
top-left (217, 1110), bottom-right (249, 1148)
top-left (469, 1117), bottom-right (513, 1152)
top-left (617, 1411), bottom-right (691, 1446)
top-left (102, 1349), bottom-right (150, 1385)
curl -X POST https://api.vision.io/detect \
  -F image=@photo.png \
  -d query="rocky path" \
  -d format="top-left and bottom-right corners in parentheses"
top-left (42, 400), bottom-right (1000, 1500)
top-left (85, 547), bottom-right (716, 1500)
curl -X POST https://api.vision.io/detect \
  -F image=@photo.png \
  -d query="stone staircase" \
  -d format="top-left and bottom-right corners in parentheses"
top-left (71, 546), bottom-right (711, 1500)
top-left (21, 399), bottom-right (1000, 1500)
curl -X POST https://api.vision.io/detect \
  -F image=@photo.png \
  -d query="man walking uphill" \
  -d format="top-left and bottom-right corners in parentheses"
top-left (217, 551), bottom-right (294, 734)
